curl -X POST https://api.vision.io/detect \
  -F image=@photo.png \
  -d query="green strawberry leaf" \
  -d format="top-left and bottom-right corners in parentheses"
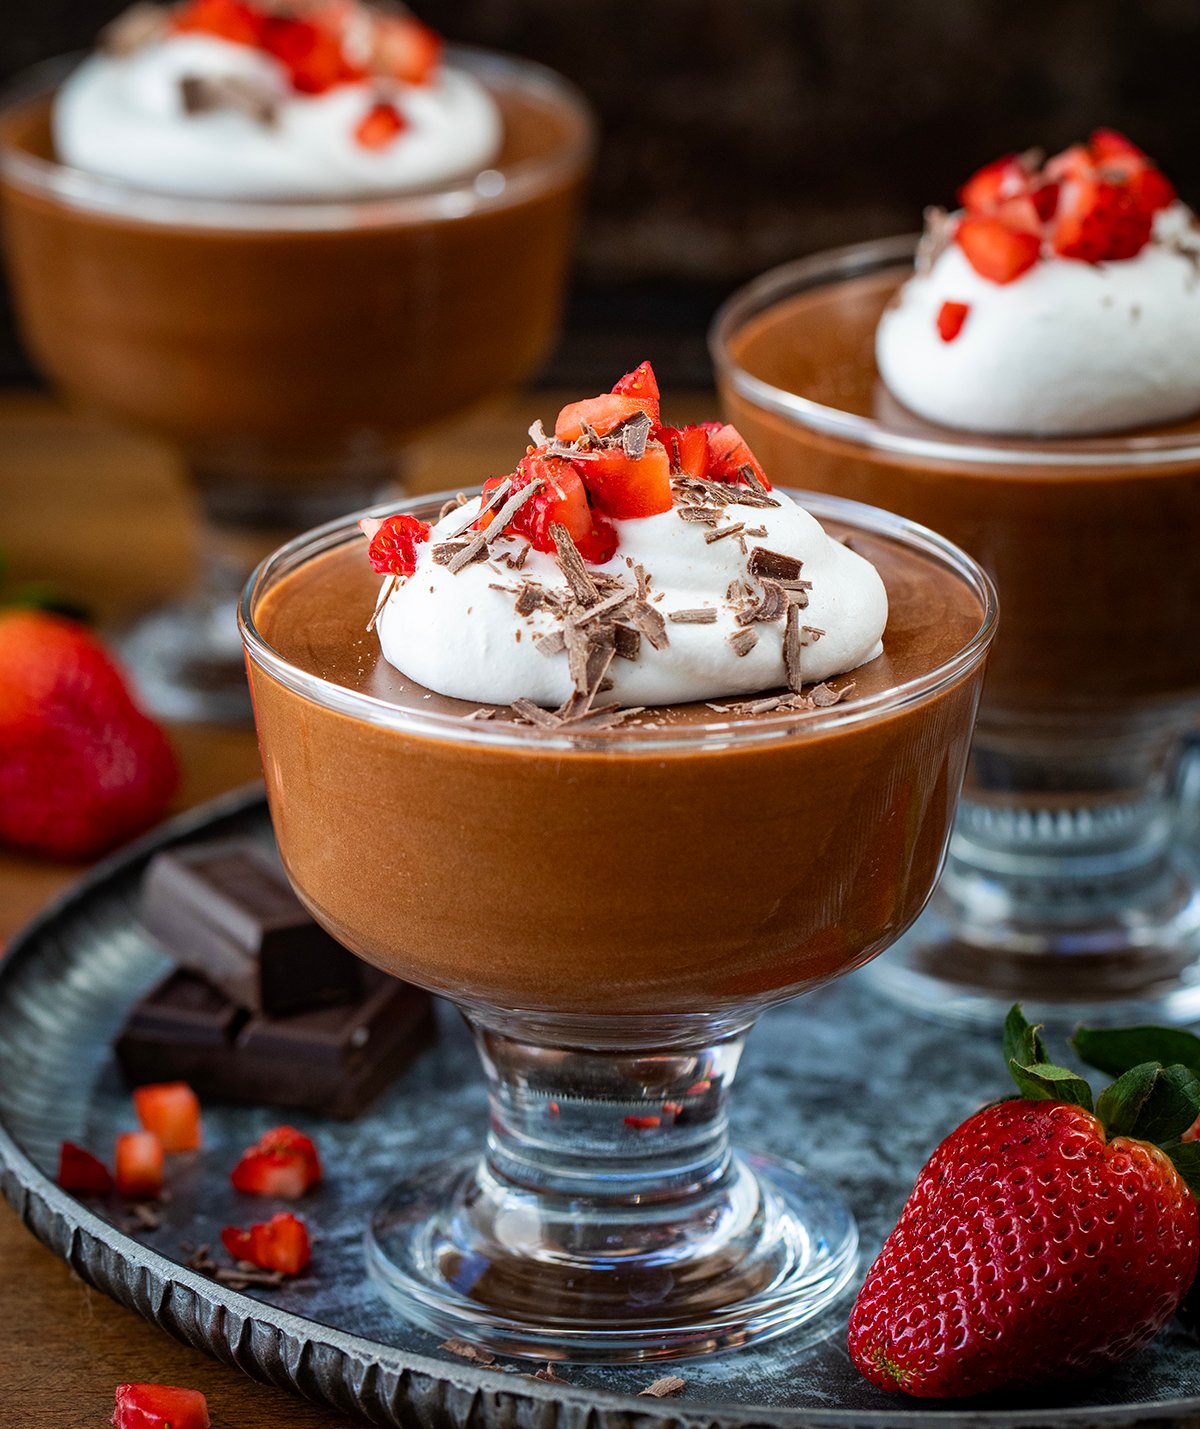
top-left (1008, 1058), bottom-right (1094, 1111)
top-left (1096, 1062), bottom-right (1161, 1137)
top-left (1098, 1062), bottom-right (1200, 1143)
top-left (1003, 1004), bottom-right (1048, 1071)
top-left (1157, 1139), bottom-right (1200, 1198)
top-left (1073, 1025), bottom-right (1200, 1079)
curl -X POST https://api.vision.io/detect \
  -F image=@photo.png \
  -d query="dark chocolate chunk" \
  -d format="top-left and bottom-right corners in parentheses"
top-left (115, 968), bottom-right (435, 1120)
top-left (140, 842), bottom-right (362, 1015)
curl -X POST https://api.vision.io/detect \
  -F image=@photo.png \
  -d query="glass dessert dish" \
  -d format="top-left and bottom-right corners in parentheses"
top-left (0, 45), bottom-right (591, 724)
top-left (239, 486), bottom-right (994, 1362)
top-left (712, 235), bottom-right (1200, 1025)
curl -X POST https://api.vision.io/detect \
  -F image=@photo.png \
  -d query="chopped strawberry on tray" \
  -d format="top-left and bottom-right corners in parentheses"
top-left (221, 1210), bottom-right (312, 1276)
top-left (113, 1382), bottom-right (210, 1429)
top-left (133, 1082), bottom-right (202, 1154)
top-left (231, 1125), bottom-right (322, 1198)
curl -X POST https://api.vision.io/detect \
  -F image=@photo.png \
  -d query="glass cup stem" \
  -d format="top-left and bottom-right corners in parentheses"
top-left (366, 1009), bottom-right (858, 1362)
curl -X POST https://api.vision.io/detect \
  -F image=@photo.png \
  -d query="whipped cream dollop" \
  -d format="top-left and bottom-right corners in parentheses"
top-left (877, 205), bottom-right (1200, 436)
top-left (54, 33), bottom-right (502, 200)
top-left (375, 489), bottom-right (888, 710)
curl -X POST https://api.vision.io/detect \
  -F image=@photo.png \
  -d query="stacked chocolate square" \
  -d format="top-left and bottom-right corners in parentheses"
top-left (116, 841), bottom-right (435, 1118)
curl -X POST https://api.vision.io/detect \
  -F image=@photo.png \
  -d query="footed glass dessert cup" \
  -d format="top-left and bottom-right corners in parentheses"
top-left (239, 489), bottom-right (995, 1362)
top-left (712, 236), bottom-right (1200, 1026)
top-left (0, 49), bottom-right (591, 724)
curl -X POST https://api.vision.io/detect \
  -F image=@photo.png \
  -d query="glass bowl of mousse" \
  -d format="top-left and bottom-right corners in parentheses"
top-left (0, 0), bottom-right (592, 723)
top-left (712, 130), bottom-right (1200, 1025)
top-left (240, 364), bottom-right (995, 1362)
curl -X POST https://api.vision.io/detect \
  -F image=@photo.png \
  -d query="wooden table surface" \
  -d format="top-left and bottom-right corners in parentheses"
top-left (0, 389), bottom-right (707, 1428)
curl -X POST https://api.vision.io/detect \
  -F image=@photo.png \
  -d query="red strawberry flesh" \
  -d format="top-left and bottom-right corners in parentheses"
top-left (58, 1141), bottom-right (113, 1195)
top-left (849, 1098), bottom-right (1199, 1397)
top-left (114, 1131), bottom-right (164, 1200)
top-left (112, 1382), bottom-right (210, 1429)
top-left (133, 1082), bottom-right (202, 1153)
top-left (231, 1124), bottom-right (322, 1198)
top-left (936, 300), bottom-right (970, 343)
top-left (221, 1211), bottom-right (312, 1275)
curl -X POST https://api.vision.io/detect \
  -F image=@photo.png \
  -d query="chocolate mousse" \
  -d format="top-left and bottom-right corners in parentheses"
top-left (713, 131), bottom-right (1200, 1015)
top-left (243, 372), bottom-right (993, 1016)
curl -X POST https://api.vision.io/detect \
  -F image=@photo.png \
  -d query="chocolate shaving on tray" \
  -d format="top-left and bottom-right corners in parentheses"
top-left (729, 626), bottom-right (759, 657)
top-left (704, 521), bottom-right (746, 545)
top-left (639, 1376), bottom-right (686, 1399)
top-left (668, 607), bottom-right (718, 624)
top-left (549, 523), bottom-right (601, 606)
top-left (180, 74), bottom-right (279, 127)
top-left (439, 1340), bottom-right (498, 1366)
top-left (748, 547), bottom-right (804, 583)
top-left (446, 479), bottom-right (541, 573)
top-left (532, 1364), bottom-right (570, 1384)
top-left (101, 2), bottom-right (169, 54)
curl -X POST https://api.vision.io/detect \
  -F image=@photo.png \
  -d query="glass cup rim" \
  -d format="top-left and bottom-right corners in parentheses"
top-left (0, 44), bottom-right (593, 232)
top-left (238, 485), bottom-right (998, 754)
top-left (708, 233), bottom-right (1200, 470)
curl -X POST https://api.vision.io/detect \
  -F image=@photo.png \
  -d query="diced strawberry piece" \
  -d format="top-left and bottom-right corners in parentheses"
top-left (955, 215), bottom-right (1041, 283)
top-left (221, 1212), bottom-right (312, 1276)
top-left (1044, 142), bottom-right (1095, 184)
top-left (58, 1142), bottom-right (113, 1196)
top-left (114, 1131), bottom-right (163, 1200)
top-left (133, 1083), bottom-right (201, 1154)
top-left (936, 300), bottom-right (970, 343)
top-left (230, 1125), bottom-right (321, 1199)
top-left (502, 452), bottom-right (616, 561)
top-left (261, 15), bottom-right (363, 94)
top-left (706, 424), bottom-right (772, 489)
top-left (1129, 165), bottom-right (1176, 216)
top-left (574, 516), bottom-right (618, 565)
top-left (610, 361), bottom-right (661, 427)
top-left (1089, 127), bottom-right (1146, 164)
top-left (113, 1383), bottom-right (210, 1429)
top-left (1030, 181), bottom-right (1060, 222)
top-left (172, 0), bottom-right (263, 46)
top-left (994, 194), bottom-right (1042, 235)
top-left (355, 100), bottom-right (406, 150)
top-left (657, 424), bottom-right (710, 480)
top-left (1051, 177), bottom-right (1153, 262)
top-left (958, 153), bottom-right (1029, 214)
top-left (371, 14), bottom-right (443, 85)
top-left (554, 393), bottom-right (655, 443)
top-left (359, 513), bottom-right (431, 577)
top-left (577, 443), bottom-right (672, 520)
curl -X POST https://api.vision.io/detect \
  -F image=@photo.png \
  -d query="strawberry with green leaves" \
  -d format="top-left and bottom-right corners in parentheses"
top-left (849, 1006), bottom-right (1200, 1398)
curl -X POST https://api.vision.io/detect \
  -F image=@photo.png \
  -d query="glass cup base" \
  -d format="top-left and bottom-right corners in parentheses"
top-left (116, 594), bottom-right (251, 725)
top-left (365, 1149), bottom-right (858, 1364)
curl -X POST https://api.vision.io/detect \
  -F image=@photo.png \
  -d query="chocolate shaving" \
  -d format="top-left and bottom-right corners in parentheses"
top-left (668, 607), bottom-right (718, 624)
top-left (534, 628), bottom-right (567, 658)
top-left (180, 74), bottom-right (279, 127)
top-left (528, 418), bottom-right (549, 447)
top-left (639, 1376), bottom-right (686, 1399)
top-left (365, 574), bottom-right (399, 634)
top-left (812, 681), bottom-right (853, 706)
top-left (464, 707), bottom-right (497, 720)
top-left (446, 480), bottom-right (540, 573)
top-left (677, 506), bottom-right (722, 525)
top-left (432, 541), bottom-right (472, 565)
top-left (504, 543), bottom-right (531, 570)
top-left (550, 523), bottom-right (601, 606)
top-left (120, 1202), bottom-right (162, 1234)
top-left (739, 463), bottom-right (770, 496)
top-left (729, 626), bottom-right (759, 657)
top-left (444, 477), bottom-right (511, 542)
top-left (510, 698), bottom-right (563, 729)
top-left (515, 581), bottom-right (544, 616)
top-left (748, 547), bottom-right (804, 583)
top-left (612, 624), bottom-right (641, 660)
top-left (101, 2), bottom-right (168, 54)
top-left (620, 410), bottom-right (653, 460)
top-left (704, 521), bottom-right (746, 544)
top-left (784, 603), bottom-right (804, 691)
top-left (440, 1339), bottom-right (497, 1366)
top-left (626, 600), bottom-right (669, 651)
top-left (916, 205), bottom-right (954, 277)
top-left (736, 579), bottom-right (788, 625)
top-left (532, 1364), bottom-right (570, 1383)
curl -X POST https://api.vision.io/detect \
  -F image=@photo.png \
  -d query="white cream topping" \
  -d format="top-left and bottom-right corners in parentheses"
top-left (876, 205), bottom-right (1200, 436)
top-left (375, 489), bottom-right (889, 709)
top-left (53, 34), bottom-right (502, 200)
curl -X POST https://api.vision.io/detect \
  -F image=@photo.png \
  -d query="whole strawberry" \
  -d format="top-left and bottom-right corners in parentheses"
top-left (0, 610), bottom-right (178, 861)
top-left (848, 1007), bottom-right (1200, 1398)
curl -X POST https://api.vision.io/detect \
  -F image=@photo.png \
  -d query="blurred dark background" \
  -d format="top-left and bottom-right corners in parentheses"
top-left (3, 0), bottom-right (1200, 387)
